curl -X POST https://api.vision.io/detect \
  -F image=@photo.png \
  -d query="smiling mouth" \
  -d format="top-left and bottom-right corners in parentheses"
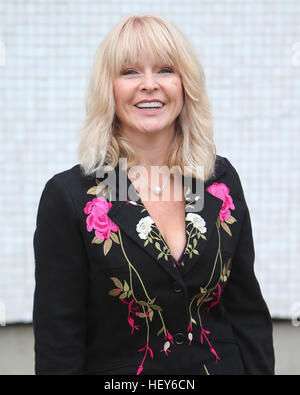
top-left (136, 107), bottom-right (163, 110)
top-left (134, 104), bottom-right (165, 112)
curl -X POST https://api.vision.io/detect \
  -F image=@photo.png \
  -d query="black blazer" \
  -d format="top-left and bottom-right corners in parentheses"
top-left (33, 155), bottom-right (275, 375)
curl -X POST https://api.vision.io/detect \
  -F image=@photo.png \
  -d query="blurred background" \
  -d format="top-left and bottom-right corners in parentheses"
top-left (0, 0), bottom-right (299, 375)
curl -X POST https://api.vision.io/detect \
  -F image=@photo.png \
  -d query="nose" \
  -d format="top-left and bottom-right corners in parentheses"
top-left (139, 70), bottom-right (159, 91)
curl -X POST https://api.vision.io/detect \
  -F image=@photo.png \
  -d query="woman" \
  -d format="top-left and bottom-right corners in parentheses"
top-left (33, 14), bottom-right (275, 375)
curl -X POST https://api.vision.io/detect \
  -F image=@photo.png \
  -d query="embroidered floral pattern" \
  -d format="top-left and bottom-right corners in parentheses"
top-left (187, 182), bottom-right (236, 364)
top-left (160, 330), bottom-right (174, 356)
top-left (84, 196), bottom-right (119, 239)
top-left (206, 182), bottom-right (237, 236)
top-left (206, 182), bottom-right (235, 222)
top-left (205, 257), bottom-right (232, 313)
top-left (131, 200), bottom-right (207, 265)
top-left (84, 178), bottom-right (237, 374)
top-left (83, 194), bottom-right (120, 255)
top-left (136, 216), bottom-right (154, 240)
top-left (186, 213), bottom-right (207, 235)
top-left (185, 213), bottom-right (207, 261)
top-left (107, 231), bottom-right (174, 376)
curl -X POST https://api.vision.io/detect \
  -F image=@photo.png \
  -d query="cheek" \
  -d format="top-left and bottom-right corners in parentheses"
top-left (113, 81), bottom-right (127, 107)
top-left (173, 83), bottom-right (184, 110)
top-left (170, 79), bottom-right (183, 103)
top-left (114, 82), bottom-right (135, 111)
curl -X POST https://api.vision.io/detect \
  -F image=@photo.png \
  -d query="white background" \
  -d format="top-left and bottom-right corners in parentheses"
top-left (0, 0), bottom-right (299, 322)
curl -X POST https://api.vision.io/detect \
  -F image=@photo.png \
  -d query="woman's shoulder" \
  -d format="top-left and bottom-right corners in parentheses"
top-left (50, 164), bottom-right (93, 185)
top-left (34, 164), bottom-right (99, 230)
top-left (211, 155), bottom-right (246, 203)
top-left (44, 164), bottom-right (95, 193)
top-left (38, 164), bottom-right (97, 215)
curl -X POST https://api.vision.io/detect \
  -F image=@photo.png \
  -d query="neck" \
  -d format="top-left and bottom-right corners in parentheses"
top-left (120, 126), bottom-right (175, 169)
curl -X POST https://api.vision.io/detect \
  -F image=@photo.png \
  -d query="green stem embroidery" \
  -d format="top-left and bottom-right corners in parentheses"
top-left (188, 221), bottom-right (222, 319)
top-left (111, 229), bottom-right (173, 374)
top-left (118, 229), bottom-right (152, 302)
top-left (204, 223), bottom-right (221, 290)
top-left (186, 223), bottom-right (198, 253)
top-left (203, 364), bottom-right (210, 375)
top-left (115, 229), bottom-right (169, 337)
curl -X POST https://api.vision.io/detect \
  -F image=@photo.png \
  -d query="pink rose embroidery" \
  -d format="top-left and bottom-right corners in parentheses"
top-left (84, 196), bottom-right (119, 240)
top-left (206, 182), bottom-right (235, 222)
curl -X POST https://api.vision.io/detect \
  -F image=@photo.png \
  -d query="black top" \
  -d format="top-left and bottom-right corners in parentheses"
top-left (33, 155), bottom-right (275, 375)
top-left (172, 244), bottom-right (186, 269)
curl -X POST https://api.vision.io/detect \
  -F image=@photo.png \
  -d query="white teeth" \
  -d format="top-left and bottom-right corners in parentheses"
top-left (136, 101), bottom-right (164, 108)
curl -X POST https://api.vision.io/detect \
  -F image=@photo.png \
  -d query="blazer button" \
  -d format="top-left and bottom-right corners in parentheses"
top-left (172, 281), bottom-right (183, 293)
top-left (174, 332), bottom-right (185, 345)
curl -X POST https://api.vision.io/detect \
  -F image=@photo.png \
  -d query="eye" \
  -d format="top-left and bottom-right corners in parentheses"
top-left (121, 67), bottom-right (174, 76)
top-left (160, 67), bottom-right (174, 73)
top-left (121, 69), bottom-right (137, 75)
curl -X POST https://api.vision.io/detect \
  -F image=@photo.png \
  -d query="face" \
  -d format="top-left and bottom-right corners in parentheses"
top-left (113, 57), bottom-right (184, 137)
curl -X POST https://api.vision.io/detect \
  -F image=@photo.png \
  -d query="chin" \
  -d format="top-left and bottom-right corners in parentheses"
top-left (141, 122), bottom-right (170, 132)
top-left (142, 127), bottom-right (166, 134)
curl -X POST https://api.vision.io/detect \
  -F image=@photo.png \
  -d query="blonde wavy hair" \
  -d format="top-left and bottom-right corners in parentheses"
top-left (77, 14), bottom-right (216, 181)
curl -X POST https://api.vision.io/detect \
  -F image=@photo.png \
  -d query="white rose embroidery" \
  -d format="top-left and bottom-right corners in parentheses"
top-left (136, 216), bottom-right (154, 240)
top-left (186, 213), bottom-right (207, 234)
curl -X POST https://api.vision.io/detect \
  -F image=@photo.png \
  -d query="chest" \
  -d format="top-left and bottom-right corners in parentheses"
top-left (141, 199), bottom-right (187, 262)
top-left (129, 171), bottom-right (188, 262)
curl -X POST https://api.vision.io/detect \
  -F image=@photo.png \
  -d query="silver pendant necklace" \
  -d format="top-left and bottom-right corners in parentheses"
top-left (131, 171), bottom-right (168, 195)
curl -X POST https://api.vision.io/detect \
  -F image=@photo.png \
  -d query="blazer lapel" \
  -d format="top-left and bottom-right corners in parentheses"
top-left (105, 162), bottom-right (183, 281)
top-left (103, 158), bottom-right (227, 281)
top-left (179, 186), bottom-right (224, 277)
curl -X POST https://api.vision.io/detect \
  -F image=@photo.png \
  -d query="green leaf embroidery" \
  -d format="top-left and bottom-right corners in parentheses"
top-left (225, 215), bottom-right (237, 224)
top-left (221, 221), bottom-right (232, 236)
top-left (148, 309), bottom-right (154, 321)
top-left (119, 292), bottom-right (127, 299)
top-left (123, 280), bottom-right (130, 292)
top-left (111, 277), bottom-right (123, 289)
top-left (157, 327), bottom-right (164, 336)
top-left (110, 232), bottom-right (120, 244)
top-left (87, 185), bottom-right (103, 195)
top-left (151, 304), bottom-right (163, 312)
top-left (92, 236), bottom-right (104, 244)
top-left (108, 289), bottom-right (122, 296)
top-left (103, 238), bottom-right (112, 256)
top-left (149, 297), bottom-right (156, 305)
top-left (155, 241), bottom-right (162, 251)
top-left (137, 312), bottom-right (147, 318)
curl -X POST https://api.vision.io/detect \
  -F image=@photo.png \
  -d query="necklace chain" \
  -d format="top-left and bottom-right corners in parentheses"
top-left (131, 171), bottom-right (169, 195)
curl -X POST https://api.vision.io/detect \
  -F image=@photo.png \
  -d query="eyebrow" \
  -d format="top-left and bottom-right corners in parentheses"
top-left (123, 63), bottom-right (173, 69)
